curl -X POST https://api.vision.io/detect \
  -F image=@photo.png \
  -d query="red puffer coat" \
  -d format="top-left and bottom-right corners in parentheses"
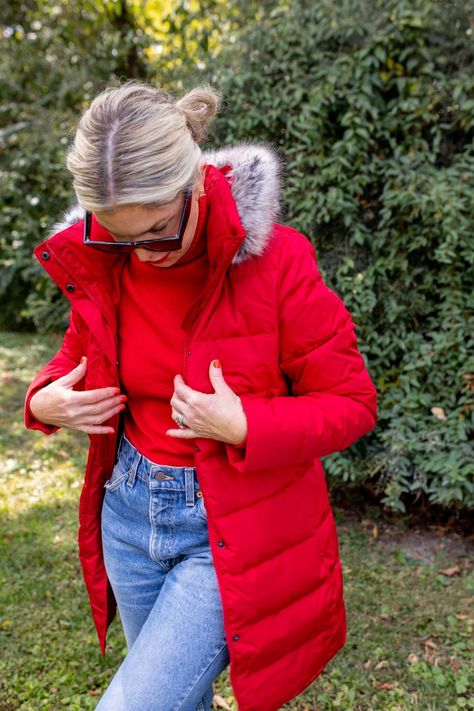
top-left (25, 143), bottom-right (377, 711)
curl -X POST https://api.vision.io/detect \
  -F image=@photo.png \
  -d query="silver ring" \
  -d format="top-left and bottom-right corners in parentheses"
top-left (175, 412), bottom-right (186, 429)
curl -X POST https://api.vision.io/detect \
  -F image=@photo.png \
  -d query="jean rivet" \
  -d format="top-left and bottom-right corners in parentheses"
top-left (217, 540), bottom-right (224, 547)
top-left (233, 634), bottom-right (240, 641)
top-left (196, 490), bottom-right (203, 497)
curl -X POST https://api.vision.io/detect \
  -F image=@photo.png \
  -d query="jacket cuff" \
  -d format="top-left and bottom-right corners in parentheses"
top-left (24, 378), bottom-right (61, 435)
top-left (225, 395), bottom-right (290, 472)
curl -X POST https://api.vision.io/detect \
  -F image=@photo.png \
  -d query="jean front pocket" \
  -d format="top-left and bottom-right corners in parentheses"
top-left (103, 460), bottom-right (129, 492)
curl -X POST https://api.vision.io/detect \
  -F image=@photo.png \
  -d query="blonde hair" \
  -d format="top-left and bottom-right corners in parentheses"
top-left (65, 80), bottom-right (222, 212)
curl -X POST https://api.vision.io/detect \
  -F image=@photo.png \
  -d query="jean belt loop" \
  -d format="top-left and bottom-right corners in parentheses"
top-left (127, 450), bottom-right (141, 488)
top-left (184, 468), bottom-right (195, 506)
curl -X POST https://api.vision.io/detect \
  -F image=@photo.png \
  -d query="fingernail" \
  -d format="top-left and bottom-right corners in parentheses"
top-left (80, 356), bottom-right (86, 364)
top-left (120, 395), bottom-right (127, 402)
top-left (213, 359), bottom-right (221, 368)
top-left (114, 388), bottom-right (121, 395)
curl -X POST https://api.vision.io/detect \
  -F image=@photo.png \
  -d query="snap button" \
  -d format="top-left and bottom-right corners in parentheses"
top-left (233, 634), bottom-right (240, 641)
top-left (41, 250), bottom-right (50, 260)
top-left (196, 490), bottom-right (203, 498)
top-left (187, 350), bottom-right (192, 356)
top-left (194, 446), bottom-right (200, 452)
top-left (217, 540), bottom-right (224, 547)
top-left (66, 283), bottom-right (75, 293)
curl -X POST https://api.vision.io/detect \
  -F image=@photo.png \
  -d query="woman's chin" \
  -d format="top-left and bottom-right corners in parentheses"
top-left (149, 253), bottom-right (171, 265)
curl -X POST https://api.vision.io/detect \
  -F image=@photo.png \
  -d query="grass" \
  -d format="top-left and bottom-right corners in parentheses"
top-left (1, 331), bottom-right (473, 710)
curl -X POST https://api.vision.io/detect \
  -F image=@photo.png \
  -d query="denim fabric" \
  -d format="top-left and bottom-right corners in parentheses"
top-left (96, 433), bottom-right (230, 711)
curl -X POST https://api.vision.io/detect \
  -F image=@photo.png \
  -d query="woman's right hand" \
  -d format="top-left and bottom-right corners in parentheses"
top-left (28, 356), bottom-right (127, 434)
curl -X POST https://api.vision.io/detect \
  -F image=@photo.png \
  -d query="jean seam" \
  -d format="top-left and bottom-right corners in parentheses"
top-left (173, 642), bottom-right (228, 711)
top-left (148, 485), bottom-right (172, 572)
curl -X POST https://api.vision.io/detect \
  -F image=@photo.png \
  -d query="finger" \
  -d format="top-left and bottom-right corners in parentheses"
top-left (76, 395), bottom-right (126, 417)
top-left (165, 427), bottom-right (199, 439)
top-left (173, 374), bottom-right (204, 401)
top-left (81, 403), bottom-right (126, 425)
top-left (68, 386), bottom-right (122, 404)
top-left (56, 356), bottom-right (87, 387)
top-left (170, 394), bottom-right (189, 413)
top-left (79, 424), bottom-right (116, 435)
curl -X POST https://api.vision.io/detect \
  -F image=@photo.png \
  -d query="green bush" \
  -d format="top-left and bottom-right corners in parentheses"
top-left (0, 0), bottom-right (152, 331)
top-left (212, 0), bottom-right (474, 511)
top-left (1, 0), bottom-right (472, 513)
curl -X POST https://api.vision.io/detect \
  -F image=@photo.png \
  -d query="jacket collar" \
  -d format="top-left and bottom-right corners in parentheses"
top-left (45, 142), bottom-right (283, 267)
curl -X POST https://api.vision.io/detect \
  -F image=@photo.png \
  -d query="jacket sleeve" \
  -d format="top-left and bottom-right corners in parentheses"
top-left (226, 231), bottom-right (377, 472)
top-left (24, 309), bottom-right (85, 435)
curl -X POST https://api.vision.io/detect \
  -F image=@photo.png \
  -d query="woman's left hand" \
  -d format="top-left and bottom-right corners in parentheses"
top-left (166, 360), bottom-right (247, 445)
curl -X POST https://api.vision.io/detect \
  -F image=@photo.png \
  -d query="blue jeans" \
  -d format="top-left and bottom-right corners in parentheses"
top-left (96, 433), bottom-right (230, 711)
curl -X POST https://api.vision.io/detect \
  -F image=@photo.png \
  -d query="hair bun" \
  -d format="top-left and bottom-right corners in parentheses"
top-left (175, 85), bottom-right (222, 144)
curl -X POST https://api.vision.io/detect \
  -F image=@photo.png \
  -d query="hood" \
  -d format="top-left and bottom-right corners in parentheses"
top-left (48, 141), bottom-right (284, 266)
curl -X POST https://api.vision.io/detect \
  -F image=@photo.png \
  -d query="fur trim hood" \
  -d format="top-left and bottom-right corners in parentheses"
top-left (50, 142), bottom-right (284, 266)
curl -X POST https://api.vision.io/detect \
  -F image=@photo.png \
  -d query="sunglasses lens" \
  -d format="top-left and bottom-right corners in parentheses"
top-left (142, 237), bottom-right (183, 252)
top-left (88, 243), bottom-right (135, 254)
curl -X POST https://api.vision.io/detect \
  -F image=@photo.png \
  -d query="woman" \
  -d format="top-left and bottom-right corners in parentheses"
top-left (25, 81), bottom-right (377, 711)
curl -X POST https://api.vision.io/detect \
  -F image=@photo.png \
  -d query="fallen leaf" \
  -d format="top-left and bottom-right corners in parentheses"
top-left (364, 659), bottom-right (372, 669)
top-left (439, 565), bottom-right (460, 577)
top-left (375, 660), bottom-right (389, 670)
top-left (421, 637), bottom-right (439, 650)
top-left (407, 653), bottom-right (419, 664)
top-left (377, 682), bottom-right (396, 690)
top-left (431, 406), bottom-right (447, 420)
top-left (449, 658), bottom-right (461, 672)
top-left (213, 695), bottom-right (232, 710)
top-left (462, 373), bottom-right (474, 391)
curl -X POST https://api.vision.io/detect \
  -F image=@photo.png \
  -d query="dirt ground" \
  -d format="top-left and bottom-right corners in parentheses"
top-left (377, 525), bottom-right (474, 566)
top-left (338, 511), bottom-right (474, 567)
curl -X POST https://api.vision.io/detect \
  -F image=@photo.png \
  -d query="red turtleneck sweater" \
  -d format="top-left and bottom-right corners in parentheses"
top-left (117, 193), bottom-right (210, 466)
